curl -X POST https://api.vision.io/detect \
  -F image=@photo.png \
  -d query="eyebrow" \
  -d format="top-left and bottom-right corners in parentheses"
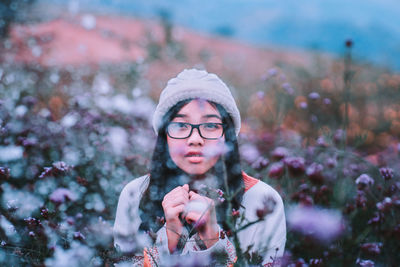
top-left (174, 114), bottom-right (222, 120)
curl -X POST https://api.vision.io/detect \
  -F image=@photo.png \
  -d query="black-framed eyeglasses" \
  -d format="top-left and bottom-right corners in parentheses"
top-left (166, 122), bottom-right (225, 140)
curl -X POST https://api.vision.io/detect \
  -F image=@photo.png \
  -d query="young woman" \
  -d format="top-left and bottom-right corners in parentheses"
top-left (113, 69), bottom-right (286, 266)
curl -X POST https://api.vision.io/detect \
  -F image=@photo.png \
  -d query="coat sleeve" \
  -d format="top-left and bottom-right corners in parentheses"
top-left (238, 181), bottom-right (287, 266)
top-left (113, 175), bottom-right (151, 253)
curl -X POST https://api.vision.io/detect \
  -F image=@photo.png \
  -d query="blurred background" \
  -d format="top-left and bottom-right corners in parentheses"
top-left (0, 0), bottom-right (399, 266)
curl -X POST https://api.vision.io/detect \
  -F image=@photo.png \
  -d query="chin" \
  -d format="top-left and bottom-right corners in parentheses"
top-left (182, 165), bottom-right (210, 176)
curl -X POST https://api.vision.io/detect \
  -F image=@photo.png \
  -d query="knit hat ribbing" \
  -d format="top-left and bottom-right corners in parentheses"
top-left (152, 69), bottom-right (241, 136)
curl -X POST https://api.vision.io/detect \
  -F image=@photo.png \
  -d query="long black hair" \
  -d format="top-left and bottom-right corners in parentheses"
top-left (139, 99), bottom-right (244, 233)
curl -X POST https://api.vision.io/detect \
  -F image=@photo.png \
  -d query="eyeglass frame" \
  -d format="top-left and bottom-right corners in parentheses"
top-left (166, 122), bottom-right (225, 140)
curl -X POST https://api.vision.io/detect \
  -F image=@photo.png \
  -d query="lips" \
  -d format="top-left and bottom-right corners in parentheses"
top-left (185, 151), bottom-right (204, 163)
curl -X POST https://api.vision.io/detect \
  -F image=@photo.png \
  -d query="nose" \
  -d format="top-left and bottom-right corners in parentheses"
top-left (187, 127), bottom-right (204, 146)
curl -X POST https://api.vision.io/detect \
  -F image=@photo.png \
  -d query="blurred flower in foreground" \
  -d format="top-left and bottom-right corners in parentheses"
top-left (240, 143), bottom-right (260, 163)
top-left (50, 188), bottom-right (77, 204)
top-left (287, 205), bottom-right (344, 243)
top-left (0, 145), bottom-right (24, 161)
top-left (356, 174), bottom-right (374, 190)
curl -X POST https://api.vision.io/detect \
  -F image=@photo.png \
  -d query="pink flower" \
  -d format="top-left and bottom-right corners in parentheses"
top-left (231, 209), bottom-right (240, 218)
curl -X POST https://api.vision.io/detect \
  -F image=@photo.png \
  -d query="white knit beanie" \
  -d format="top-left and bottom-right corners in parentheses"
top-left (152, 69), bottom-right (241, 136)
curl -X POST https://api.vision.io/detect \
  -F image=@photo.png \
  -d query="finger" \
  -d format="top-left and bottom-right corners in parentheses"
top-left (188, 191), bottom-right (198, 198)
top-left (163, 187), bottom-right (189, 202)
top-left (189, 192), bottom-right (212, 205)
top-left (168, 185), bottom-right (187, 195)
top-left (185, 211), bottom-right (209, 225)
top-left (162, 196), bottom-right (189, 210)
top-left (164, 191), bottom-right (189, 204)
top-left (165, 204), bottom-right (186, 219)
top-left (182, 184), bottom-right (189, 192)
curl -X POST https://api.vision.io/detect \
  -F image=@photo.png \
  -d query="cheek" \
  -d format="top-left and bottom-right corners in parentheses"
top-left (167, 138), bottom-right (185, 160)
top-left (203, 139), bottom-right (227, 158)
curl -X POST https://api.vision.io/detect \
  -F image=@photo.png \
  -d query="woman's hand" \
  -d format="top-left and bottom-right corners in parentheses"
top-left (162, 184), bottom-right (189, 253)
top-left (185, 191), bottom-right (220, 248)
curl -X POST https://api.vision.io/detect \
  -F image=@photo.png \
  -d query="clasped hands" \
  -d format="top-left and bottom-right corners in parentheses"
top-left (162, 184), bottom-right (219, 253)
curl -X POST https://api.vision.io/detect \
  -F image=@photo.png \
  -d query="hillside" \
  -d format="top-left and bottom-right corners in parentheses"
top-left (4, 15), bottom-right (332, 96)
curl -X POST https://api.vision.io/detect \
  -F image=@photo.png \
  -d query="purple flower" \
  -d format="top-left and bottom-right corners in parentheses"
top-left (49, 188), bottom-right (77, 204)
top-left (284, 156), bottom-right (306, 176)
top-left (308, 92), bottom-right (320, 100)
top-left (268, 162), bottom-right (285, 179)
top-left (267, 68), bottom-right (277, 77)
top-left (306, 163), bottom-right (324, 184)
top-left (367, 212), bottom-right (383, 225)
top-left (309, 258), bottom-right (323, 266)
top-left (251, 157), bottom-right (269, 170)
top-left (356, 259), bottom-right (374, 267)
top-left (360, 242), bottom-right (382, 255)
top-left (240, 143), bottom-right (260, 163)
top-left (334, 129), bottom-right (345, 143)
top-left (316, 136), bottom-right (329, 147)
top-left (376, 197), bottom-right (392, 211)
top-left (356, 174), bottom-right (374, 190)
top-left (326, 157), bottom-right (337, 168)
top-left (73, 231), bottom-right (86, 241)
top-left (52, 161), bottom-right (71, 172)
top-left (0, 167), bottom-right (10, 180)
top-left (256, 91), bottom-right (265, 100)
top-left (379, 167), bottom-right (394, 181)
top-left (38, 161), bottom-right (72, 179)
top-left (356, 191), bottom-right (367, 209)
top-left (282, 83), bottom-right (294, 95)
top-left (287, 206), bottom-right (344, 243)
top-left (271, 146), bottom-right (290, 160)
top-left (323, 98), bottom-right (332, 105)
top-left (299, 102), bottom-right (308, 109)
top-left (310, 114), bottom-right (318, 123)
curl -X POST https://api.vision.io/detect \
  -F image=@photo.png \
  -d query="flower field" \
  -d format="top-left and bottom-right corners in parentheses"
top-left (1, 17), bottom-right (399, 266)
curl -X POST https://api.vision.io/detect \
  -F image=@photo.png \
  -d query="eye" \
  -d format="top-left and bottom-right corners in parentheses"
top-left (171, 122), bottom-right (189, 130)
top-left (203, 123), bottom-right (222, 130)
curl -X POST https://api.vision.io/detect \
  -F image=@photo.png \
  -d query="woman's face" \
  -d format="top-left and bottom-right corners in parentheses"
top-left (167, 99), bottom-right (225, 176)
